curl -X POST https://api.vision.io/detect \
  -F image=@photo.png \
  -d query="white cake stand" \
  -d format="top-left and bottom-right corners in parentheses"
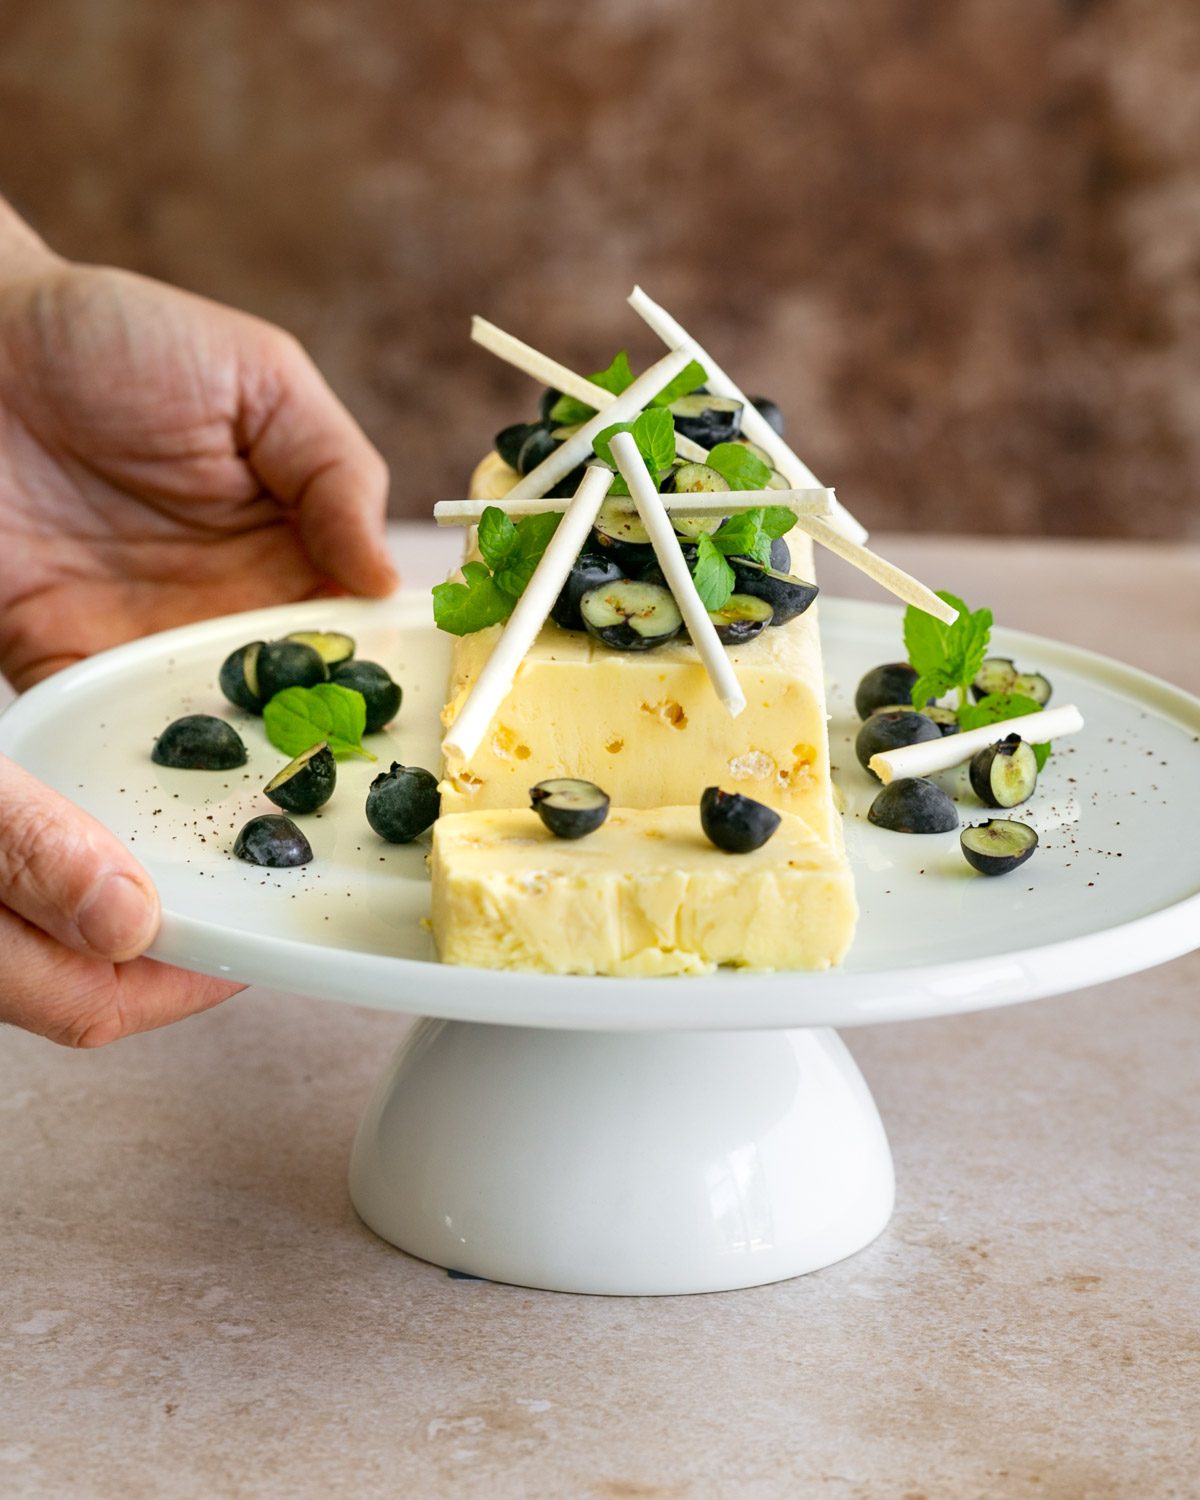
top-left (2, 595), bottom-right (1197, 1296)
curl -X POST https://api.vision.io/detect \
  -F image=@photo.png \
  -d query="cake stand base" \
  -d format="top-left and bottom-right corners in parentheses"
top-left (349, 1020), bottom-right (894, 1296)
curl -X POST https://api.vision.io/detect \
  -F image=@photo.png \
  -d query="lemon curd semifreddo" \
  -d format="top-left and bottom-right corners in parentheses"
top-left (439, 454), bottom-right (842, 847)
top-left (430, 805), bottom-right (857, 977)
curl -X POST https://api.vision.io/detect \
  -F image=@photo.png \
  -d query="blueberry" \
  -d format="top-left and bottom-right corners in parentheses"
top-left (233, 814), bottom-right (313, 867)
top-left (495, 421), bottom-right (539, 471)
top-left (329, 660), bottom-right (402, 733)
top-left (769, 535), bottom-right (791, 574)
top-left (700, 787), bottom-right (782, 854)
top-left (855, 711), bottom-right (941, 777)
top-left (727, 560), bottom-right (818, 625)
top-left (283, 631), bottom-right (355, 668)
top-left (366, 763), bottom-right (440, 843)
top-left (969, 734), bottom-right (1038, 808)
top-left (750, 396), bottom-right (785, 436)
top-left (516, 426), bottom-right (560, 476)
top-left (854, 662), bottom-right (921, 720)
top-left (263, 743), bottom-right (337, 815)
top-left (530, 778), bottom-right (610, 839)
top-left (152, 715), bottom-right (247, 770)
top-left (868, 778), bottom-right (959, 834)
top-left (960, 818), bottom-right (1039, 875)
top-left (256, 640), bottom-right (327, 704)
top-left (580, 580), bottom-right (683, 651)
top-left (550, 553), bottom-right (624, 632)
top-left (219, 641), bottom-right (265, 713)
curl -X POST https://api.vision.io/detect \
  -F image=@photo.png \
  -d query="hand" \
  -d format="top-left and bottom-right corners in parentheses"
top-left (0, 204), bottom-right (396, 1044)
top-left (0, 245), bottom-right (396, 689)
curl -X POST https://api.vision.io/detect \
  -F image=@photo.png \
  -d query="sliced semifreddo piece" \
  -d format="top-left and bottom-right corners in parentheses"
top-left (430, 805), bottom-right (858, 976)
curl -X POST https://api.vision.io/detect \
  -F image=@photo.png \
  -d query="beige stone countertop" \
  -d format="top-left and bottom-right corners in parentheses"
top-left (2, 531), bottom-right (1198, 1500)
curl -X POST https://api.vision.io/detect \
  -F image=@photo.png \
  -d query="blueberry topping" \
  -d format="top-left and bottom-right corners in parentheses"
top-left (282, 630), bottom-right (355, 667)
top-left (580, 579), bottom-right (683, 652)
top-left (263, 742), bottom-right (337, 815)
top-left (854, 662), bottom-right (921, 720)
top-left (706, 593), bottom-right (774, 645)
top-left (769, 535), bottom-right (791, 574)
top-left (152, 715), bottom-right (247, 771)
top-left (700, 787), bottom-right (782, 854)
top-left (727, 559), bottom-right (818, 625)
top-left (551, 553), bottom-right (625, 632)
top-left (972, 656), bottom-right (1053, 706)
top-left (365, 763), bottom-right (441, 844)
top-left (667, 394), bottom-right (743, 447)
top-left (233, 814), bottom-right (313, 867)
top-left (495, 421), bottom-right (539, 471)
top-left (961, 818), bottom-right (1039, 876)
top-left (516, 425), bottom-right (560, 475)
top-left (855, 710), bottom-right (942, 777)
top-left (530, 778), bottom-right (610, 839)
top-left (329, 659), bottom-right (402, 733)
top-left (750, 396), bottom-right (785, 436)
top-left (969, 733), bottom-right (1039, 808)
top-left (868, 777), bottom-right (959, 834)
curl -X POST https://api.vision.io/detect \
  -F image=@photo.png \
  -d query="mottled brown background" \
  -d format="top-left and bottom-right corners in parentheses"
top-left (2, 0), bottom-right (1199, 537)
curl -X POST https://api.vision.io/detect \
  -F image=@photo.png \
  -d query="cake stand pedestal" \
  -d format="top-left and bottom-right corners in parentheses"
top-left (349, 1021), bottom-right (893, 1295)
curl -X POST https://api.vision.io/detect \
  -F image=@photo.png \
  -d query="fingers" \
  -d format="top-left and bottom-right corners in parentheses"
top-left (0, 905), bottom-right (241, 1046)
top-left (0, 754), bottom-right (161, 962)
top-left (242, 332), bottom-right (398, 598)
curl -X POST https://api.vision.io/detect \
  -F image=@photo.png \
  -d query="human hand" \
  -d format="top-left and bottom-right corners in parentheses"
top-left (0, 217), bottom-right (396, 689)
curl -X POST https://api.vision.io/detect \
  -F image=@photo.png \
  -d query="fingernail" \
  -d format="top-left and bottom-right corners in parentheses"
top-left (77, 873), bottom-right (158, 959)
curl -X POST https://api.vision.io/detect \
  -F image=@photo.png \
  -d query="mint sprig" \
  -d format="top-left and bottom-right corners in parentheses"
top-left (263, 683), bottom-right (375, 761)
top-left (432, 507), bottom-right (562, 636)
top-left (548, 351), bottom-right (634, 425)
top-left (593, 407), bottom-right (677, 481)
top-left (689, 507), bottom-right (797, 609)
top-left (705, 443), bottom-right (773, 491)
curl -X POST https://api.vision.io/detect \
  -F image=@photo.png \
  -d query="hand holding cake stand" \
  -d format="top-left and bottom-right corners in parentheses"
top-left (2, 592), bottom-right (1196, 1295)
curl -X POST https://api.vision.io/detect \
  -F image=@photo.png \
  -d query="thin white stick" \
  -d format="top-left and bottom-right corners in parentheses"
top-left (610, 431), bottom-right (746, 718)
top-left (434, 488), bottom-right (836, 525)
top-left (471, 317), bottom-right (614, 411)
top-left (504, 348), bottom-right (692, 502)
top-left (473, 322), bottom-right (953, 622)
top-left (869, 704), bottom-right (1085, 784)
top-left (628, 285), bottom-right (869, 545)
top-left (799, 516), bottom-right (958, 624)
top-left (441, 466), bottom-right (613, 763)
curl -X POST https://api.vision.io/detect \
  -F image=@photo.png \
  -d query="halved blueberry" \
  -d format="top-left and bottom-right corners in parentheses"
top-left (551, 553), bottom-right (625, 632)
top-left (233, 814), bottom-right (313, 867)
top-left (728, 559), bottom-right (818, 625)
top-left (868, 778), bottom-right (959, 834)
top-left (961, 818), bottom-right (1038, 875)
top-left (706, 593), bottom-right (774, 645)
top-left (700, 787), bottom-right (781, 853)
top-left (969, 733), bottom-right (1039, 808)
top-left (283, 631), bottom-right (355, 667)
top-left (153, 715), bottom-right (247, 771)
top-left (668, 394), bottom-right (744, 447)
top-left (263, 743), bottom-right (337, 815)
top-left (219, 641), bottom-right (265, 713)
top-left (855, 711), bottom-right (941, 777)
top-left (530, 778), bottom-right (610, 839)
top-left (580, 580), bottom-right (683, 651)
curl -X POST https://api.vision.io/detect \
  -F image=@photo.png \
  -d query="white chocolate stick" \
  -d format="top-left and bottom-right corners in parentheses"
top-left (441, 465), bottom-right (613, 763)
top-left (471, 317), bottom-right (619, 413)
top-left (472, 318), bottom-right (953, 623)
top-left (434, 488), bottom-right (836, 525)
top-left (610, 431), bottom-right (746, 718)
top-left (504, 348), bottom-right (692, 502)
top-left (627, 285), bottom-right (869, 545)
top-left (869, 703), bottom-right (1085, 784)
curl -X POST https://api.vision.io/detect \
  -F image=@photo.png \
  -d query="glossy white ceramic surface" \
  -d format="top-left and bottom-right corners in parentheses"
top-left (349, 1022), bottom-right (894, 1295)
top-left (0, 592), bottom-right (1196, 1031)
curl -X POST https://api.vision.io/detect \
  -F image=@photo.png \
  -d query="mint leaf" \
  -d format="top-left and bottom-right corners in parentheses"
top-left (711, 510), bottom-right (763, 557)
top-left (592, 421), bottom-right (633, 468)
top-left (494, 510), bottom-right (561, 597)
top-left (548, 351), bottom-right (634, 424)
top-left (263, 683), bottom-right (375, 762)
top-left (903, 589), bottom-right (992, 714)
top-left (959, 691), bottom-right (1052, 768)
top-left (691, 533), bottom-right (735, 610)
top-left (605, 472), bottom-right (630, 497)
top-left (706, 442), bottom-right (772, 491)
top-left (760, 506), bottom-right (797, 539)
top-left (649, 358), bottom-right (707, 408)
top-left (433, 562), bottom-right (514, 636)
top-left (910, 670), bottom-right (955, 710)
top-left (903, 602), bottom-right (955, 679)
top-left (477, 506), bottom-right (518, 569)
top-left (633, 407), bottom-right (677, 473)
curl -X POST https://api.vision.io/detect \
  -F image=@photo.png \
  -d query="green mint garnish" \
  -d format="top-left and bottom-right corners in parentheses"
top-left (263, 683), bottom-right (375, 761)
top-left (903, 590), bottom-right (993, 713)
top-left (593, 407), bottom-right (676, 475)
top-left (705, 442), bottom-right (773, 491)
top-left (959, 692), bottom-right (1052, 768)
top-left (691, 533), bottom-right (735, 611)
top-left (433, 508), bottom-right (563, 636)
top-left (648, 358), bottom-right (707, 408)
top-left (548, 351), bottom-right (635, 425)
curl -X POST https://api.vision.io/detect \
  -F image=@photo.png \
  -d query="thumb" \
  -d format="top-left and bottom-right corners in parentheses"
top-left (0, 753), bottom-right (159, 962)
top-left (242, 329), bottom-right (399, 597)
